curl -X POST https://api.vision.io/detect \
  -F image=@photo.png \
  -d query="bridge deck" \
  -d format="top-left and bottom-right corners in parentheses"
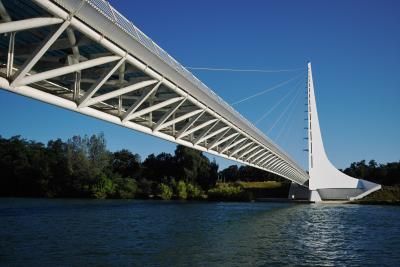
top-left (0, 0), bottom-right (309, 184)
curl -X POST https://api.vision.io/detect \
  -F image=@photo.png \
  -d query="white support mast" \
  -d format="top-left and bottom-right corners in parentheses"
top-left (307, 62), bottom-right (381, 201)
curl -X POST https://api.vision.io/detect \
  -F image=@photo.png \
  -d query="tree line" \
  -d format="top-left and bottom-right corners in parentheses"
top-left (0, 134), bottom-right (279, 199)
top-left (342, 160), bottom-right (400, 186)
top-left (0, 134), bottom-right (398, 200)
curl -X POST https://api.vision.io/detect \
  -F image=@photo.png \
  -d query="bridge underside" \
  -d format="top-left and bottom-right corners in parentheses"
top-left (0, 0), bottom-right (309, 185)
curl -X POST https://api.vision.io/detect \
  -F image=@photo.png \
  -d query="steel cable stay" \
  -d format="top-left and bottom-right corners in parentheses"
top-left (254, 76), bottom-right (304, 125)
top-left (230, 71), bottom-right (305, 105)
top-left (185, 66), bottom-right (305, 73)
top-left (266, 80), bottom-right (303, 135)
top-left (277, 85), bottom-right (305, 150)
top-left (274, 77), bottom-right (305, 144)
top-left (280, 100), bottom-right (303, 150)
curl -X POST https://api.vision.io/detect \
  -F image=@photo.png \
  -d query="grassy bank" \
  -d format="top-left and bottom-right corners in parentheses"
top-left (236, 181), bottom-right (282, 189)
top-left (207, 181), bottom-right (289, 201)
top-left (351, 186), bottom-right (400, 205)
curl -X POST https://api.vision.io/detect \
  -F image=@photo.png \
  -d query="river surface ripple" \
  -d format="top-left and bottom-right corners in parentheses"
top-left (0, 198), bottom-right (399, 266)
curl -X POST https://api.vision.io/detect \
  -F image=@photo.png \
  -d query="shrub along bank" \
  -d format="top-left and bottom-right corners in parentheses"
top-left (1, 134), bottom-right (398, 202)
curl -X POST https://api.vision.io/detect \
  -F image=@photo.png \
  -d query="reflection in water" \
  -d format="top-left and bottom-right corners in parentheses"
top-left (0, 199), bottom-right (399, 266)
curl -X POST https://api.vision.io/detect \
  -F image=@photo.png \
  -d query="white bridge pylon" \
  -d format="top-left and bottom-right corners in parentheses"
top-left (0, 0), bottom-right (308, 185)
top-left (306, 63), bottom-right (381, 201)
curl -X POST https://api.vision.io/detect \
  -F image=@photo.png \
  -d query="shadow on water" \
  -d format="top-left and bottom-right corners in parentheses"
top-left (0, 198), bottom-right (399, 266)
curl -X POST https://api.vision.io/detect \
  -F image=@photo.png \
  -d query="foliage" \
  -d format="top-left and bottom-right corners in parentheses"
top-left (236, 181), bottom-right (282, 189)
top-left (114, 178), bottom-right (137, 199)
top-left (352, 186), bottom-right (400, 205)
top-left (177, 180), bottom-right (187, 200)
top-left (343, 160), bottom-right (400, 186)
top-left (91, 173), bottom-right (115, 199)
top-left (1, 134), bottom-right (398, 202)
top-left (158, 183), bottom-right (173, 200)
top-left (187, 183), bottom-right (203, 200)
top-left (112, 150), bottom-right (141, 179)
top-left (207, 183), bottom-right (254, 201)
top-left (136, 178), bottom-right (153, 199)
top-left (219, 164), bottom-right (285, 183)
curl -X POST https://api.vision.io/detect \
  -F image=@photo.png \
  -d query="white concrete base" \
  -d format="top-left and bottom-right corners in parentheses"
top-left (310, 190), bottom-right (322, 202)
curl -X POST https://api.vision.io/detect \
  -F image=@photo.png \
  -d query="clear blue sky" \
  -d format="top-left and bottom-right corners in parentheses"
top-left (0, 0), bottom-right (399, 171)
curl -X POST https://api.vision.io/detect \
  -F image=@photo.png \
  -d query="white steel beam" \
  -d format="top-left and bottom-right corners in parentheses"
top-left (0, 0), bottom-right (11, 22)
top-left (82, 79), bottom-right (157, 108)
top-left (124, 96), bottom-right (185, 122)
top-left (265, 158), bottom-right (280, 169)
top-left (192, 120), bottom-right (220, 144)
top-left (230, 141), bottom-right (253, 157)
top-left (175, 110), bottom-right (205, 139)
top-left (208, 132), bottom-right (238, 150)
top-left (261, 155), bottom-right (276, 167)
top-left (238, 145), bottom-right (259, 159)
top-left (6, 32), bottom-right (15, 78)
top-left (274, 163), bottom-right (288, 176)
top-left (153, 97), bottom-right (186, 131)
top-left (11, 20), bottom-right (71, 86)
top-left (246, 149), bottom-right (265, 162)
top-left (178, 118), bottom-right (218, 139)
top-left (279, 165), bottom-right (292, 176)
top-left (1, 76), bottom-right (306, 184)
top-left (156, 109), bottom-right (203, 131)
top-left (0, 17), bottom-right (64, 34)
top-left (15, 55), bottom-right (121, 87)
top-left (251, 151), bottom-right (269, 164)
top-left (263, 156), bottom-right (279, 168)
top-left (78, 57), bottom-right (126, 107)
top-left (221, 137), bottom-right (246, 154)
top-left (206, 128), bottom-right (230, 149)
top-left (272, 161), bottom-right (286, 172)
top-left (256, 153), bottom-right (272, 166)
top-left (3, 0), bottom-right (309, 185)
top-left (66, 28), bottom-right (80, 61)
top-left (195, 126), bottom-right (230, 145)
top-left (122, 81), bottom-right (161, 120)
top-left (218, 134), bottom-right (239, 153)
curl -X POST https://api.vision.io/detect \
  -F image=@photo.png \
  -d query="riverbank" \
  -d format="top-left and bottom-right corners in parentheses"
top-left (2, 182), bottom-right (399, 205)
top-left (350, 186), bottom-right (400, 205)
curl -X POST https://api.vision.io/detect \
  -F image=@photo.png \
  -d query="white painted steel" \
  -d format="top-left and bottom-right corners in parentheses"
top-left (0, 17), bottom-right (63, 34)
top-left (11, 20), bottom-right (71, 86)
top-left (122, 82), bottom-right (162, 121)
top-left (81, 79), bottom-right (158, 108)
top-left (79, 58), bottom-right (127, 107)
top-left (307, 63), bottom-right (381, 201)
top-left (16, 56), bottom-right (120, 86)
top-left (0, 77), bottom-right (301, 182)
top-left (0, 0), bottom-right (310, 185)
top-left (153, 98), bottom-right (186, 131)
top-left (208, 132), bottom-right (238, 150)
top-left (125, 97), bottom-right (185, 121)
top-left (157, 109), bottom-right (204, 131)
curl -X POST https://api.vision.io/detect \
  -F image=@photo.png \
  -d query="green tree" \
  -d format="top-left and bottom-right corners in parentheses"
top-left (187, 183), bottom-right (203, 199)
top-left (177, 180), bottom-right (187, 200)
top-left (91, 173), bottom-right (115, 199)
top-left (114, 178), bottom-right (137, 199)
top-left (112, 149), bottom-right (141, 178)
top-left (136, 178), bottom-right (153, 198)
top-left (159, 183), bottom-right (173, 200)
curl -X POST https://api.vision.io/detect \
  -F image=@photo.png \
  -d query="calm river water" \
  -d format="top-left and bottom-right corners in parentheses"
top-left (0, 198), bottom-right (399, 266)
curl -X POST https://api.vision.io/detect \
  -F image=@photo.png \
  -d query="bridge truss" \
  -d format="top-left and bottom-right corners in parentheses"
top-left (0, 0), bottom-right (309, 184)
